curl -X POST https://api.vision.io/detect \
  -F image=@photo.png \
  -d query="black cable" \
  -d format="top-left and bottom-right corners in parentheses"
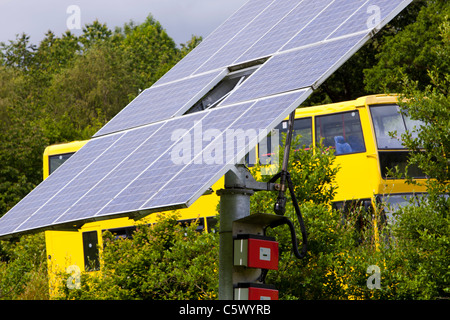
top-left (266, 171), bottom-right (308, 259)
top-left (285, 171), bottom-right (307, 259)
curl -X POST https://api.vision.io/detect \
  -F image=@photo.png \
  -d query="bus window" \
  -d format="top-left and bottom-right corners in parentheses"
top-left (369, 104), bottom-right (423, 149)
top-left (104, 226), bottom-right (137, 240)
top-left (206, 216), bottom-right (218, 233)
top-left (49, 153), bottom-right (74, 175)
top-left (379, 151), bottom-right (426, 178)
top-left (259, 118), bottom-right (312, 165)
top-left (315, 111), bottom-right (365, 155)
top-left (281, 117), bottom-right (313, 149)
top-left (82, 231), bottom-right (100, 271)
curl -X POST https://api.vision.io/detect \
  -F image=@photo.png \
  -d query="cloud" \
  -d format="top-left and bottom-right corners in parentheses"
top-left (0, 0), bottom-right (247, 45)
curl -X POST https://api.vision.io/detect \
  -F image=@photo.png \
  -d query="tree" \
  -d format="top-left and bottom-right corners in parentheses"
top-left (0, 33), bottom-right (37, 71)
top-left (364, 0), bottom-right (450, 93)
top-left (387, 15), bottom-right (450, 299)
top-left (120, 15), bottom-right (180, 90)
top-left (0, 233), bottom-right (48, 300)
top-left (42, 41), bottom-right (138, 137)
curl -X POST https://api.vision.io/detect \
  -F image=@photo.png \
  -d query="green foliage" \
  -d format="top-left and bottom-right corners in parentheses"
top-left (0, 15), bottom-right (196, 220)
top-left (120, 15), bottom-right (180, 89)
top-left (390, 203), bottom-right (450, 299)
top-left (54, 212), bottom-right (219, 300)
top-left (364, 0), bottom-right (450, 93)
top-left (386, 16), bottom-right (450, 299)
top-left (0, 233), bottom-right (48, 300)
top-left (251, 136), bottom-right (338, 213)
top-left (398, 14), bottom-right (450, 188)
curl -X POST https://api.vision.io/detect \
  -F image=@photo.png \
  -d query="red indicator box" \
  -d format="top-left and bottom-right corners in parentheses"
top-left (235, 283), bottom-right (279, 300)
top-left (234, 235), bottom-right (279, 270)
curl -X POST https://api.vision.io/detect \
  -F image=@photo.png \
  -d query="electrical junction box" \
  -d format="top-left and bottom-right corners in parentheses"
top-left (234, 234), bottom-right (279, 270)
top-left (234, 283), bottom-right (279, 300)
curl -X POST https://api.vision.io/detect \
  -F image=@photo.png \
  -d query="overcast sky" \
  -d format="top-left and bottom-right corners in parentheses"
top-left (0, 0), bottom-right (248, 46)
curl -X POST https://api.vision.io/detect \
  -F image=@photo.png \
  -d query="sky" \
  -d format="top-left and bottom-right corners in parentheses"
top-left (0, 0), bottom-right (248, 46)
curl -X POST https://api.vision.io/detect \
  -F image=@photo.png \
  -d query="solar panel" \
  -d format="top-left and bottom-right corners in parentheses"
top-left (234, 0), bottom-right (333, 65)
top-left (0, 89), bottom-right (310, 237)
top-left (154, 0), bottom-right (276, 86)
top-left (192, 0), bottom-right (301, 75)
top-left (93, 69), bottom-right (227, 137)
top-left (0, 0), bottom-right (413, 239)
top-left (95, 0), bottom-right (412, 135)
top-left (224, 34), bottom-right (367, 105)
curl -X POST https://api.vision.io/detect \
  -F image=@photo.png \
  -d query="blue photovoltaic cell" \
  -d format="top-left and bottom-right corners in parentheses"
top-left (328, 0), bottom-right (407, 39)
top-left (235, 0), bottom-right (330, 62)
top-left (15, 131), bottom-right (143, 232)
top-left (0, 134), bottom-right (122, 236)
top-left (58, 115), bottom-right (208, 223)
top-left (234, 0), bottom-right (333, 64)
top-left (0, 89), bottom-right (310, 238)
top-left (193, 0), bottom-right (299, 75)
top-left (224, 34), bottom-right (366, 105)
top-left (154, 0), bottom-right (275, 86)
top-left (93, 69), bottom-right (225, 137)
top-left (95, 100), bottom-right (256, 216)
top-left (280, 0), bottom-right (366, 51)
top-left (117, 89), bottom-right (311, 213)
top-left (50, 122), bottom-right (167, 224)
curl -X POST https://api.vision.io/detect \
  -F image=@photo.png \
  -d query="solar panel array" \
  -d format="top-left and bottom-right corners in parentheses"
top-left (0, 0), bottom-right (412, 239)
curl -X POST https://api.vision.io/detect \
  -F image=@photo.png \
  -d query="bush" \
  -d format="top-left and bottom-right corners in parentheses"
top-left (54, 212), bottom-right (219, 300)
top-left (0, 233), bottom-right (49, 300)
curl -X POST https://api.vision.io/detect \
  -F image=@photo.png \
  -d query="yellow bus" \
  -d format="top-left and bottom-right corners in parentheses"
top-left (285, 94), bottom-right (426, 214)
top-left (44, 94), bottom-right (426, 292)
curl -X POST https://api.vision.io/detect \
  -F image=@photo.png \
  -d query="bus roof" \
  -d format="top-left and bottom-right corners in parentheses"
top-left (292, 94), bottom-right (399, 118)
top-left (43, 140), bottom-right (88, 157)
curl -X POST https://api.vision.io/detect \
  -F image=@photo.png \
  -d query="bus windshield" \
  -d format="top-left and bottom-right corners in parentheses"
top-left (370, 104), bottom-right (423, 149)
top-left (49, 153), bottom-right (74, 175)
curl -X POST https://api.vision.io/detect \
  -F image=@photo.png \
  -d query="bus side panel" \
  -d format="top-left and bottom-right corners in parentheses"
top-left (45, 230), bottom-right (85, 296)
top-left (333, 153), bottom-right (380, 202)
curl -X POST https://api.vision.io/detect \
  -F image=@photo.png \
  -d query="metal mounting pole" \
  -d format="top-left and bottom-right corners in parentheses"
top-left (217, 164), bottom-right (277, 300)
top-left (217, 165), bottom-right (254, 300)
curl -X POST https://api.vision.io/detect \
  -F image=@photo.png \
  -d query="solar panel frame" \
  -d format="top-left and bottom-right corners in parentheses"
top-left (223, 33), bottom-right (368, 105)
top-left (327, 0), bottom-right (411, 40)
top-left (279, 0), bottom-right (368, 51)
